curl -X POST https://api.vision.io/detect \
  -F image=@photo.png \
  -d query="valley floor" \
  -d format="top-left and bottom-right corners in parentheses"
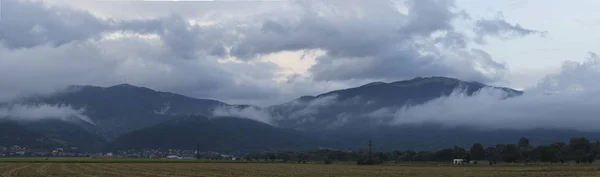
top-left (1, 161), bottom-right (600, 177)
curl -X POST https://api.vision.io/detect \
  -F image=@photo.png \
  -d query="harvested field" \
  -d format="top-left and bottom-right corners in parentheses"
top-left (1, 162), bottom-right (600, 177)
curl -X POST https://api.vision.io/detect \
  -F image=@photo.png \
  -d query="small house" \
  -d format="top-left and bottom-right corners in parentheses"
top-left (167, 155), bottom-right (181, 159)
top-left (453, 159), bottom-right (466, 164)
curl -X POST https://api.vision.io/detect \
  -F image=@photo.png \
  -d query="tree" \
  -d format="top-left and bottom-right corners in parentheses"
top-left (485, 146), bottom-right (498, 164)
top-left (536, 145), bottom-right (558, 162)
top-left (296, 152), bottom-right (308, 163)
top-left (517, 137), bottom-right (533, 163)
top-left (550, 142), bottom-right (570, 163)
top-left (453, 146), bottom-right (467, 159)
top-left (278, 151), bottom-right (291, 162)
top-left (570, 137), bottom-right (592, 163)
top-left (518, 137), bottom-right (531, 149)
top-left (469, 143), bottom-right (485, 161)
top-left (434, 148), bottom-right (454, 162)
top-left (268, 153), bottom-right (276, 162)
top-left (400, 151), bottom-right (416, 162)
top-left (500, 144), bottom-right (519, 163)
top-left (391, 151), bottom-right (402, 163)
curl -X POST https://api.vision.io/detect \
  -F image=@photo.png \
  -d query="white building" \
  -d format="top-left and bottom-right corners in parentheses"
top-left (167, 155), bottom-right (181, 159)
top-left (453, 159), bottom-right (465, 164)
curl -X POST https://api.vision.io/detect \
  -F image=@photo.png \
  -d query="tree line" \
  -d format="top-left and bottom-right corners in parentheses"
top-left (243, 137), bottom-right (600, 164)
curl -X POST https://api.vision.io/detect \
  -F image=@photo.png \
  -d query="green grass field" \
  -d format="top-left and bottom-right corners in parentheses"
top-left (1, 158), bottom-right (600, 177)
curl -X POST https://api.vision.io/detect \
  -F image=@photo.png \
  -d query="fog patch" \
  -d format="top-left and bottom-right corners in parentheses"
top-left (153, 103), bottom-right (171, 115)
top-left (390, 53), bottom-right (600, 132)
top-left (0, 104), bottom-right (95, 125)
top-left (286, 94), bottom-right (339, 119)
top-left (212, 106), bottom-right (273, 125)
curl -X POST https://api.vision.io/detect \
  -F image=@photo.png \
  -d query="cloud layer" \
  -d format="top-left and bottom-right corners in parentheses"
top-left (391, 53), bottom-right (600, 131)
top-left (212, 106), bottom-right (274, 125)
top-left (3, 0), bottom-right (598, 133)
top-left (0, 0), bottom-right (543, 107)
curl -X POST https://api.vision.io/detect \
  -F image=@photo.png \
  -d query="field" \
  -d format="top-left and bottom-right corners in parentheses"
top-left (2, 159), bottom-right (600, 177)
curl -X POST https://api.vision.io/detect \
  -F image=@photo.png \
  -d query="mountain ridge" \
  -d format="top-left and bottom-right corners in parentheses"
top-left (4, 76), bottom-right (591, 153)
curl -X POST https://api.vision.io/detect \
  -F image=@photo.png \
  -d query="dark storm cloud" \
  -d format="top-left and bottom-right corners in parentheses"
top-left (0, 0), bottom-right (110, 48)
top-left (119, 15), bottom-right (229, 59)
top-left (0, 0), bottom-right (278, 105)
top-left (0, 0), bottom-right (545, 107)
top-left (0, 1), bottom-right (228, 59)
top-left (227, 0), bottom-right (512, 82)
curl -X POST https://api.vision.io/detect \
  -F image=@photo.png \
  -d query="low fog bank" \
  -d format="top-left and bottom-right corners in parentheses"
top-left (212, 106), bottom-right (273, 125)
top-left (393, 53), bottom-right (600, 132)
top-left (0, 104), bottom-right (95, 125)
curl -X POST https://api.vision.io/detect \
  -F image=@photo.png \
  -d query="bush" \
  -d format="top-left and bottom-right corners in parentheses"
top-left (357, 158), bottom-right (377, 165)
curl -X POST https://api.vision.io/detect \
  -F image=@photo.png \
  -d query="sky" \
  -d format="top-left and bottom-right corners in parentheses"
top-left (0, 0), bottom-right (598, 107)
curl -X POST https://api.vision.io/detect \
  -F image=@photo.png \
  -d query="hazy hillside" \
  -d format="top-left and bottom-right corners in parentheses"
top-left (107, 115), bottom-right (325, 153)
top-left (4, 77), bottom-right (600, 152)
top-left (15, 84), bottom-right (231, 139)
top-left (18, 120), bottom-right (107, 152)
top-left (0, 121), bottom-right (61, 149)
top-left (270, 76), bottom-right (522, 131)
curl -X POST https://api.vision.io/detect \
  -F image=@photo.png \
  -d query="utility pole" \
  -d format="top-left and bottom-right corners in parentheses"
top-left (368, 138), bottom-right (372, 160)
top-left (196, 144), bottom-right (200, 160)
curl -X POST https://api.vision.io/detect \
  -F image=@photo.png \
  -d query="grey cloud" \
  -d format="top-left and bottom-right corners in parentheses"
top-left (535, 52), bottom-right (600, 93)
top-left (41, 0), bottom-right (265, 19)
top-left (401, 0), bottom-right (457, 36)
top-left (230, 0), bottom-right (406, 59)
top-left (0, 0), bottom-right (288, 106)
top-left (130, 15), bottom-right (229, 59)
top-left (0, 0), bottom-right (110, 48)
top-left (308, 47), bottom-right (452, 81)
top-left (0, 36), bottom-right (280, 106)
top-left (228, 0), bottom-right (507, 83)
top-left (0, 0), bottom-right (531, 108)
top-left (474, 13), bottom-right (547, 44)
top-left (434, 31), bottom-right (469, 48)
top-left (0, 1), bottom-right (228, 59)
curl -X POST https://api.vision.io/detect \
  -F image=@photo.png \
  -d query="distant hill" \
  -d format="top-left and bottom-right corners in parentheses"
top-left (18, 120), bottom-right (107, 152)
top-left (0, 120), bottom-right (106, 151)
top-left (269, 76), bottom-right (522, 131)
top-left (4, 77), bottom-right (600, 152)
top-left (107, 115), bottom-right (324, 153)
top-left (15, 84), bottom-right (231, 140)
top-left (0, 121), bottom-right (51, 148)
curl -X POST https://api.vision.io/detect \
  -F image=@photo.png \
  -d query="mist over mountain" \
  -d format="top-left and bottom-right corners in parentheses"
top-left (2, 76), bottom-right (600, 152)
top-left (268, 76), bottom-right (523, 131)
top-left (10, 84), bottom-right (233, 140)
top-left (1, 0), bottom-right (600, 157)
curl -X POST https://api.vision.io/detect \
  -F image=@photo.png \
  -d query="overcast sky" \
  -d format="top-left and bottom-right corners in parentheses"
top-left (0, 0), bottom-right (598, 106)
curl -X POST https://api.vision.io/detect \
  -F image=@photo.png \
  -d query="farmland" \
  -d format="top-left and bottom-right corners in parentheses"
top-left (1, 160), bottom-right (600, 177)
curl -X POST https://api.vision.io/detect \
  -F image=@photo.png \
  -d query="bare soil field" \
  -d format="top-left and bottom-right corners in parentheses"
top-left (1, 162), bottom-right (600, 177)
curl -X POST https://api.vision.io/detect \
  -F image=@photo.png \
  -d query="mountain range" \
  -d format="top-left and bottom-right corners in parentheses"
top-left (1, 76), bottom-right (599, 153)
